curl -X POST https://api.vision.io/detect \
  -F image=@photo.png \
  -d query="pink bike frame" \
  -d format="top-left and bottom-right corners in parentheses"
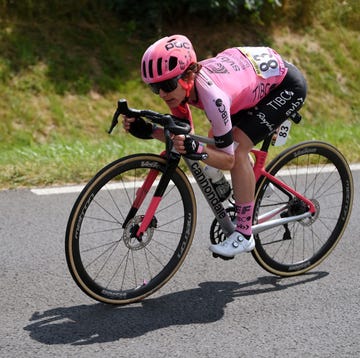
top-left (251, 148), bottom-right (316, 214)
top-left (128, 147), bottom-right (317, 240)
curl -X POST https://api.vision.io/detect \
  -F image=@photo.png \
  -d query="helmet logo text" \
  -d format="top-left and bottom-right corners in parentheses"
top-left (165, 41), bottom-right (191, 51)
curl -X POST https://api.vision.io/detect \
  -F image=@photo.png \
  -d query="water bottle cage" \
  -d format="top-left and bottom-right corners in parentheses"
top-left (211, 177), bottom-right (231, 202)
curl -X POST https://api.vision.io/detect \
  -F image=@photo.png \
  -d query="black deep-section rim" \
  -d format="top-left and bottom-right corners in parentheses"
top-left (65, 154), bottom-right (196, 304)
top-left (252, 141), bottom-right (353, 276)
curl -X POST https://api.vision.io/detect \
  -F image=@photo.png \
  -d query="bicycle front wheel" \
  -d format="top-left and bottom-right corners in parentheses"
top-left (253, 141), bottom-right (353, 276)
top-left (65, 153), bottom-right (197, 305)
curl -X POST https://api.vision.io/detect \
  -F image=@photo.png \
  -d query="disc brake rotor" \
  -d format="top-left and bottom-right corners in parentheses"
top-left (123, 215), bottom-right (155, 250)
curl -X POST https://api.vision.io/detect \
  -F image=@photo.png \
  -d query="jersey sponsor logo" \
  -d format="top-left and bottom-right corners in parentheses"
top-left (252, 83), bottom-right (275, 102)
top-left (204, 63), bottom-right (229, 74)
top-left (217, 55), bottom-right (242, 72)
top-left (285, 97), bottom-right (304, 117)
top-left (266, 90), bottom-right (294, 110)
top-left (256, 111), bottom-right (275, 131)
top-left (215, 98), bottom-right (223, 107)
top-left (214, 98), bottom-right (230, 125)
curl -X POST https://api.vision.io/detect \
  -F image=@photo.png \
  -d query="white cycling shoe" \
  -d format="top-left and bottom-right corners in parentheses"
top-left (209, 231), bottom-right (255, 258)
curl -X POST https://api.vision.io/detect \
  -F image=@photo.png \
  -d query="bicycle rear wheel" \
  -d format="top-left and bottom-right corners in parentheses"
top-left (65, 153), bottom-right (196, 305)
top-left (252, 141), bottom-right (353, 276)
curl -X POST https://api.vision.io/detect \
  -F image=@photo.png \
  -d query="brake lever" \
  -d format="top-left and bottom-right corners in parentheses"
top-left (108, 107), bottom-right (120, 134)
top-left (108, 99), bottom-right (143, 134)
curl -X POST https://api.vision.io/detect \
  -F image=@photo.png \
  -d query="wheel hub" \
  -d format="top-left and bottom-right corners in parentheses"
top-left (123, 215), bottom-right (155, 250)
top-left (299, 199), bottom-right (320, 226)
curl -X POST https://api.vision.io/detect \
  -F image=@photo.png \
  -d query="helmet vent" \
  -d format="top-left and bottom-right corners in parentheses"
top-left (169, 56), bottom-right (178, 71)
top-left (142, 61), bottom-right (147, 78)
top-left (157, 58), bottom-right (163, 76)
top-left (148, 59), bottom-right (154, 78)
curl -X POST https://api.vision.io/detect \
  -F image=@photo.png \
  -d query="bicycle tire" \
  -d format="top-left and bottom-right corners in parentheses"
top-left (65, 153), bottom-right (197, 305)
top-left (252, 141), bottom-right (353, 276)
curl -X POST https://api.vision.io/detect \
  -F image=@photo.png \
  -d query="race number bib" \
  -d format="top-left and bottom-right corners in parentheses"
top-left (272, 119), bottom-right (292, 146)
top-left (239, 47), bottom-right (281, 79)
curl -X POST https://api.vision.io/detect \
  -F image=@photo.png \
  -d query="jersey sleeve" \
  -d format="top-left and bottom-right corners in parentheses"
top-left (196, 81), bottom-right (234, 155)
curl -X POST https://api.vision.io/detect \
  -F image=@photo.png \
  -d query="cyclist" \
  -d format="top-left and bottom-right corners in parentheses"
top-left (123, 34), bottom-right (307, 258)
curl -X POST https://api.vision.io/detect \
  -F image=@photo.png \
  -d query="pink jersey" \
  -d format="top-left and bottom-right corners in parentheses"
top-left (172, 47), bottom-right (288, 155)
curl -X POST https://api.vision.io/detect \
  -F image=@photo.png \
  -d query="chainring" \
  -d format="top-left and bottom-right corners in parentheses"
top-left (209, 206), bottom-right (237, 245)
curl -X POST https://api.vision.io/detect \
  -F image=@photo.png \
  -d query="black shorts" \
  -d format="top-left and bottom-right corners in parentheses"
top-left (231, 62), bottom-right (307, 144)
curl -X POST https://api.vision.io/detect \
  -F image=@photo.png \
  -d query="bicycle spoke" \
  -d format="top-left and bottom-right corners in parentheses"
top-left (252, 141), bottom-right (353, 276)
top-left (66, 154), bottom-right (196, 304)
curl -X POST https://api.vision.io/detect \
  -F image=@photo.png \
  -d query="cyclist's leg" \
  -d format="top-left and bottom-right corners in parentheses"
top-left (210, 62), bottom-right (307, 258)
top-left (231, 129), bottom-right (255, 236)
top-left (209, 129), bottom-right (256, 257)
top-left (234, 63), bottom-right (307, 229)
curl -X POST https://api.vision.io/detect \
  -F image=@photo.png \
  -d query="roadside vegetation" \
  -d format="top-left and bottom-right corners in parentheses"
top-left (0, 0), bottom-right (359, 188)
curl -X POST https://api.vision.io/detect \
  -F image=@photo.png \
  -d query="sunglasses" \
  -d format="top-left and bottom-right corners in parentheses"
top-left (149, 75), bottom-right (182, 94)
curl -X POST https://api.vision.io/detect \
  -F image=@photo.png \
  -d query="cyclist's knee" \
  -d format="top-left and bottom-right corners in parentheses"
top-left (233, 128), bottom-right (253, 153)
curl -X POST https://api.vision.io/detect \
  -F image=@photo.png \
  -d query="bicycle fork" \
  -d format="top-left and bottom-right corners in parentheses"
top-left (122, 152), bottom-right (181, 239)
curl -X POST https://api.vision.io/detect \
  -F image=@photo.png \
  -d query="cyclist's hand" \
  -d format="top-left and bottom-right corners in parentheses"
top-left (122, 115), bottom-right (154, 139)
top-left (173, 134), bottom-right (201, 154)
top-left (122, 115), bottom-right (135, 132)
top-left (184, 135), bottom-right (202, 154)
top-left (172, 134), bottom-right (186, 154)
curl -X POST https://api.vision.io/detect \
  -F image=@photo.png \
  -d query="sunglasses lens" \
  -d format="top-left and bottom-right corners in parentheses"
top-left (149, 83), bottom-right (161, 94)
top-left (160, 78), bottom-right (178, 92)
top-left (149, 76), bottom-right (180, 94)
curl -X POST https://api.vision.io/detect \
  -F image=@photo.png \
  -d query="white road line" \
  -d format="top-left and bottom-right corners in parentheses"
top-left (31, 184), bottom-right (86, 195)
top-left (31, 163), bottom-right (360, 196)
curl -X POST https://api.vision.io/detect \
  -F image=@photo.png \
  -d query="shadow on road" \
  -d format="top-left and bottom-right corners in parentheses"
top-left (24, 271), bottom-right (328, 345)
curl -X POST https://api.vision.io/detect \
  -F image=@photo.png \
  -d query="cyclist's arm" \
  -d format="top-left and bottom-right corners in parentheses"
top-left (196, 84), bottom-right (235, 169)
top-left (123, 101), bottom-right (193, 142)
top-left (201, 145), bottom-right (235, 170)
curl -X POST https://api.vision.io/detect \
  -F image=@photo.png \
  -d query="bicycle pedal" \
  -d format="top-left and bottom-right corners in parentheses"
top-left (212, 252), bottom-right (234, 261)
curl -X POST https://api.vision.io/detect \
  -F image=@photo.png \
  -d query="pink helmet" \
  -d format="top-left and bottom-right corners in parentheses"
top-left (141, 35), bottom-right (197, 84)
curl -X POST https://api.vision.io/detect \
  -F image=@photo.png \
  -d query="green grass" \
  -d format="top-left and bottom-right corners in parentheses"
top-left (0, 3), bottom-right (359, 189)
top-left (0, 137), bottom-right (164, 187)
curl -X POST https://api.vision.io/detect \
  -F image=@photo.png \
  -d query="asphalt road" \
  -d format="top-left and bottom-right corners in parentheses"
top-left (1, 169), bottom-right (359, 358)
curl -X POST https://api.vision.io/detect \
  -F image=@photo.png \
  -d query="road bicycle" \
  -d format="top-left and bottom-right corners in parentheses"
top-left (65, 99), bottom-right (354, 305)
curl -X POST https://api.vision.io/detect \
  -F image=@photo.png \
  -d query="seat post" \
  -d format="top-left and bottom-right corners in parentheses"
top-left (260, 133), bottom-right (273, 152)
